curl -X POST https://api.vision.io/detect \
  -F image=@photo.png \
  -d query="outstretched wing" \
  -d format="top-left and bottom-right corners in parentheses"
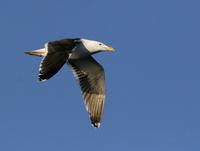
top-left (68, 56), bottom-right (105, 128)
top-left (39, 39), bottom-right (78, 81)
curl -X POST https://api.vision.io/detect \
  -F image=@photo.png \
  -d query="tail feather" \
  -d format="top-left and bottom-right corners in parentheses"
top-left (25, 48), bottom-right (46, 57)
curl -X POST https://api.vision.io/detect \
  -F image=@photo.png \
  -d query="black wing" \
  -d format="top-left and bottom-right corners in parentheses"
top-left (39, 39), bottom-right (80, 81)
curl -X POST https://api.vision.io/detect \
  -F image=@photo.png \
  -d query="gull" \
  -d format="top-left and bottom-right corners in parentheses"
top-left (25, 38), bottom-right (114, 128)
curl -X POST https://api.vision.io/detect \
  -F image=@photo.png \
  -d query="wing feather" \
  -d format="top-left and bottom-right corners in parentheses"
top-left (39, 39), bottom-right (77, 81)
top-left (68, 56), bottom-right (105, 128)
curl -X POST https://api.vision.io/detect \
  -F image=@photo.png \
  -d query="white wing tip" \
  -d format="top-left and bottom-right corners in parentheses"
top-left (38, 76), bottom-right (47, 82)
top-left (92, 122), bottom-right (101, 128)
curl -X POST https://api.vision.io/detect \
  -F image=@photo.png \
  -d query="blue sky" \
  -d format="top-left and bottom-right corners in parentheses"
top-left (0, 0), bottom-right (200, 150)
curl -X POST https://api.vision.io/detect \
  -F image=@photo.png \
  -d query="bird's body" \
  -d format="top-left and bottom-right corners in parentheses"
top-left (25, 38), bottom-right (114, 128)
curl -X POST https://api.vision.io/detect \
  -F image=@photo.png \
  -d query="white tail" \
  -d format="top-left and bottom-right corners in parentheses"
top-left (25, 48), bottom-right (46, 57)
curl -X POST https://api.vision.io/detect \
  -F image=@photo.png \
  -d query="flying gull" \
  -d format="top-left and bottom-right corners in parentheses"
top-left (25, 38), bottom-right (114, 128)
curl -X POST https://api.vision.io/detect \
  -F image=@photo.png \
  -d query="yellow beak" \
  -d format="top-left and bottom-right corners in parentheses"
top-left (106, 46), bottom-right (115, 52)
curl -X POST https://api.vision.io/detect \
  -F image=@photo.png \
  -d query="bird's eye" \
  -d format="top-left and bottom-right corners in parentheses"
top-left (99, 43), bottom-right (102, 46)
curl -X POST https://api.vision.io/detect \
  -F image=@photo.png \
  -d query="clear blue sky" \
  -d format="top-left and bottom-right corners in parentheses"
top-left (0, 0), bottom-right (200, 150)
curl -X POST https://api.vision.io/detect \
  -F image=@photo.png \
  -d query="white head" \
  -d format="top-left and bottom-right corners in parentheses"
top-left (80, 39), bottom-right (115, 53)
